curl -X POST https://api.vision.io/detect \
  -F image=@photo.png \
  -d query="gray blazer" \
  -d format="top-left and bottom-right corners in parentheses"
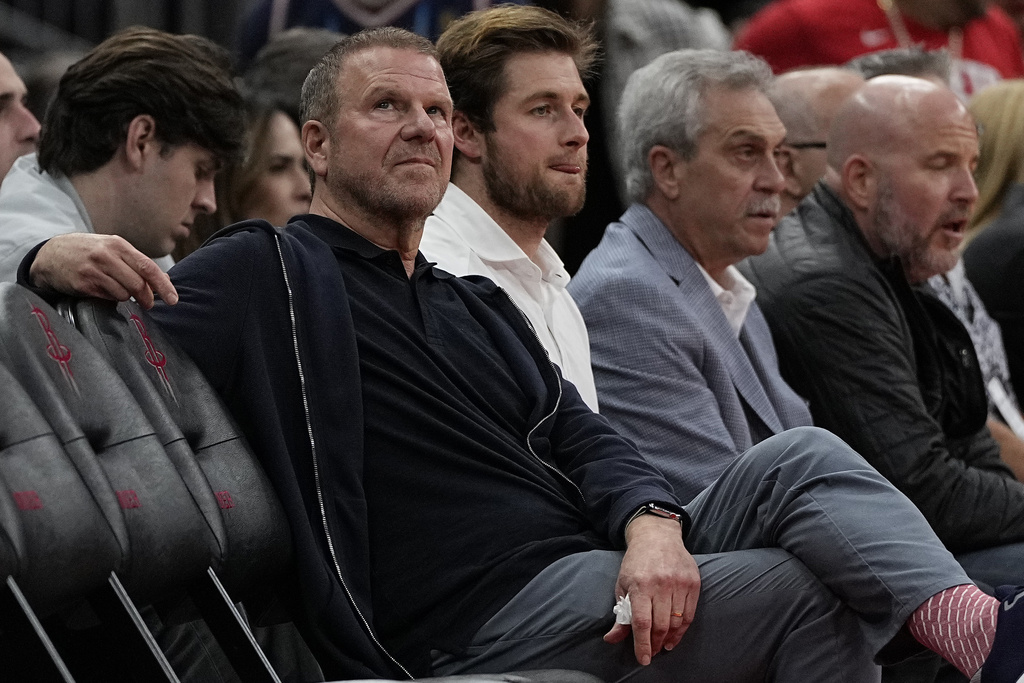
top-left (570, 204), bottom-right (812, 502)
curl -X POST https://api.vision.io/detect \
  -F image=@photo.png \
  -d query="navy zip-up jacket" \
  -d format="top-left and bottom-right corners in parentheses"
top-left (147, 218), bottom-right (685, 679)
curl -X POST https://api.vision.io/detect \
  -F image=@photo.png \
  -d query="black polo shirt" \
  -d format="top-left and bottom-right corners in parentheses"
top-left (303, 216), bottom-right (609, 668)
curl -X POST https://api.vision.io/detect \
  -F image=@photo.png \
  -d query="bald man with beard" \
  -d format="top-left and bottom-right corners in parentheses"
top-left (744, 75), bottom-right (1024, 591)
top-left (769, 67), bottom-right (864, 217)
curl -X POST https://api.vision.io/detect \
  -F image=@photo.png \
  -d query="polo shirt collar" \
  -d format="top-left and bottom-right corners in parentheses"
top-left (298, 212), bottom-right (449, 277)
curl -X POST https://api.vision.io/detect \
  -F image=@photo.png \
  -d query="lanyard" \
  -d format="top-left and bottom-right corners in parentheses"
top-left (877, 0), bottom-right (964, 66)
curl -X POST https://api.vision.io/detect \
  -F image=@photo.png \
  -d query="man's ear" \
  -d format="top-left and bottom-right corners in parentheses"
top-left (452, 110), bottom-right (483, 161)
top-left (649, 145), bottom-right (682, 201)
top-left (841, 155), bottom-right (874, 211)
top-left (303, 119), bottom-right (329, 181)
top-left (778, 148), bottom-right (804, 198)
top-left (124, 114), bottom-right (158, 171)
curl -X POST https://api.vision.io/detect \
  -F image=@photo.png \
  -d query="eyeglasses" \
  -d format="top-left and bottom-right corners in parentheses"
top-left (785, 141), bottom-right (828, 149)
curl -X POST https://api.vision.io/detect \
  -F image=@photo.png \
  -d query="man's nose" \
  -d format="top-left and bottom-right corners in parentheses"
top-left (194, 177), bottom-right (217, 214)
top-left (562, 110), bottom-right (589, 149)
top-left (756, 153), bottom-right (787, 195)
top-left (402, 107), bottom-right (438, 142)
top-left (16, 101), bottom-right (40, 146)
top-left (952, 165), bottom-right (979, 205)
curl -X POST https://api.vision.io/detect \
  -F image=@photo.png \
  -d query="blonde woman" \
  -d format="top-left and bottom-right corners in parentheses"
top-left (964, 80), bottom-right (1024, 409)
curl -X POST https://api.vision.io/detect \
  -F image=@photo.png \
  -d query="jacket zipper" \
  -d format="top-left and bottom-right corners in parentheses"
top-left (275, 236), bottom-right (414, 680)
top-left (498, 288), bottom-right (585, 504)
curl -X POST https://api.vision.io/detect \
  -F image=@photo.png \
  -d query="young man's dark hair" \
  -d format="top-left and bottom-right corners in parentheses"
top-left (38, 26), bottom-right (245, 176)
top-left (435, 4), bottom-right (598, 138)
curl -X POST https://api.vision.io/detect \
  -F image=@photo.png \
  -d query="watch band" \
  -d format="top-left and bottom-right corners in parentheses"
top-left (627, 502), bottom-right (685, 528)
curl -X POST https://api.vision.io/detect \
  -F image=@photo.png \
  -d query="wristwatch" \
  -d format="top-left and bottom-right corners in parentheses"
top-left (627, 502), bottom-right (685, 527)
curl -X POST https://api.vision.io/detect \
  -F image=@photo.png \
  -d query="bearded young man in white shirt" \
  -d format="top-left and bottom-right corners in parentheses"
top-left (420, 5), bottom-right (599, 411)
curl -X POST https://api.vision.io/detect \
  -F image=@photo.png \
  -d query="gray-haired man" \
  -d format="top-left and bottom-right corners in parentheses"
top-left (571, 49), bottom-right (815, 502)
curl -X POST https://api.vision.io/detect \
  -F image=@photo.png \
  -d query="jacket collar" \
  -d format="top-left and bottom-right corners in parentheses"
top-left (294, 212), bottom-right (563, 441)
top-left (812, 182), bottom-right (905, 275)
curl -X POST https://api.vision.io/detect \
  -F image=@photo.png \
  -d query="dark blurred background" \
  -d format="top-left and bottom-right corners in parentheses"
top-left (0, 0), bottom-right (764, 269)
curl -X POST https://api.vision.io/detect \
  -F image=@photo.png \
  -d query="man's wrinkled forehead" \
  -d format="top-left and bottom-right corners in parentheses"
top-left (699, 86), bottom-right (787, 146)
top-left (337, 46), bottom-right (450, 105)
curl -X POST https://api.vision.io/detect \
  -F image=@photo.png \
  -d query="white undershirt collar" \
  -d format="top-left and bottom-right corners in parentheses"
top-left (696, 263), bottom-right (757, 337)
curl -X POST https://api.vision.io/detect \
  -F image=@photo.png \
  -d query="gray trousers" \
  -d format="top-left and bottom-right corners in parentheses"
top-left (432, 427), bottom-right (971, 683)
top-left (956, 541), bottom-right (1024, 594)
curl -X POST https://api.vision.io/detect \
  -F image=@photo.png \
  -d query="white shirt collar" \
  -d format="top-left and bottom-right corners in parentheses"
top-left (431, 183), bottom-right (571, 289)
top-left (696, 263), bottom-right (757, 337)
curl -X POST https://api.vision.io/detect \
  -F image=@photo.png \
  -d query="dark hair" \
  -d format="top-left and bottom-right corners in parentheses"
top-left (173, 96), bottom-right (286, 261)
top-left (846, 47), bottom-right (952, 83)
top-left (38, 26), bottom-right (245, 176)
top-left (436, 4), bottom-right (599, 135)
top-left (243, 27), bottom-right (344, 125)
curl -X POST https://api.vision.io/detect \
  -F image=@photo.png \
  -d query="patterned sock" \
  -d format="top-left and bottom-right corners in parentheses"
top-left (907, 584), bottom-right (999, 679)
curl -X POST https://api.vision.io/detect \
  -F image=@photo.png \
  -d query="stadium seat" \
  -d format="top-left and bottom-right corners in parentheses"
top-left (0, 283), bottom-right (603, 683)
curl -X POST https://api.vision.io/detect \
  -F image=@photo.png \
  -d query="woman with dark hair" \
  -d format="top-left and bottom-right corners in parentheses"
top-left (174, 97), bottom-right (311, 259)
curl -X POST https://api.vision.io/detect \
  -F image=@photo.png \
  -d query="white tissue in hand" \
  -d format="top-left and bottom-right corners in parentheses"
top-left (613, 594), bottom-right (632, 624)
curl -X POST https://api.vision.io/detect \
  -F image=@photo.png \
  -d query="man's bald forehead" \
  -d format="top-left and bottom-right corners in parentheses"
top-left (773, 67), bottom-right (863, 93)
top-left (826, 75), bottom-right (961, 167)
top-left (771, 67), bottom-right (864, 140)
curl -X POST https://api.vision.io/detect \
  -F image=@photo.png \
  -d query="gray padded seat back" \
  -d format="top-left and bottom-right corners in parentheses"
top-left (69, 298), bottom-right (291, 596)
top-left (0, 362), bottom-right (120, 614)
top-left (0, 284), bottom-right (215, 603)
top-left (67, 301), bottom-right (229, 570)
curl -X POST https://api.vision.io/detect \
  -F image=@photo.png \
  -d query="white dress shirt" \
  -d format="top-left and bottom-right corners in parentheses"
top-left (420, 183), bottom-right (600, 411)
top-left (696, 263), bottom-right (757, 337)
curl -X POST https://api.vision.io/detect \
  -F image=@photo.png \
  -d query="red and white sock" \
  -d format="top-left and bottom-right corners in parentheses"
top-left (907, 584), bottom-right (998, 679)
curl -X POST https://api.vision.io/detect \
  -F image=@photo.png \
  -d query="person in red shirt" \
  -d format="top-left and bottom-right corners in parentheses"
top-left (994, 0), bottom-right (1024, 44)
top-left (735, 0), bottom-right (1024, 99)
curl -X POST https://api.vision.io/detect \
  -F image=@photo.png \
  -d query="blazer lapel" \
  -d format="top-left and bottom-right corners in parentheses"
top-left (737, 323), bottom-right (789, 432)
top-left (625, 205), bottom-right (786, 437)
